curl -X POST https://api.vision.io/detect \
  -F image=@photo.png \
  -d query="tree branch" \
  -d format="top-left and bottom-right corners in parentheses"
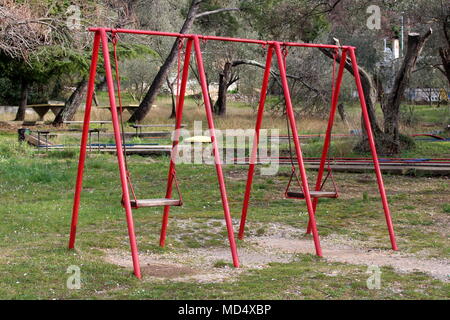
top-left (231, 59), bottom-right (320, 93)
top-left (195, 8), bottom-right (240, 19)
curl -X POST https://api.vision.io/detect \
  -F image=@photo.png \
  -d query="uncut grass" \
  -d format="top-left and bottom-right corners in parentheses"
top-left (0, 105), bottom-right (449, 299)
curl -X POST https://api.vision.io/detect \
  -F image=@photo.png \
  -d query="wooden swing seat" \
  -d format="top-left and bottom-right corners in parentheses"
top-left (286, 191), bottom-right (337, 199)
top-left (130, 198), bottom-right (182, 207)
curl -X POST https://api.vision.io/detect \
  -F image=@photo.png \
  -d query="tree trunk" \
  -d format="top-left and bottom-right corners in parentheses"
top-left (14, 78), bottom-right (28, 121)
top-left (96, 76), bottom-right (107, 91)
top-left (319, 47), bottom-right (384, 140)
top-left (337, 103), bottom-right (347, 123)
top-left (439, 47), bottom-right (450, 86)
top-left (439, 14), bottom-right (450, 86)
top-left (52, 79), bottom-right (88, 126)
top-left (214, 61), bottom-right (232, 116)
top-left (320, 30), bottom-right (431, 154)
top-left (128, 0), bottom-right (202, 123)
top-left (382, 30), bottom-right (432, 154)
top-left (166, 77), bottom-right (176, 119)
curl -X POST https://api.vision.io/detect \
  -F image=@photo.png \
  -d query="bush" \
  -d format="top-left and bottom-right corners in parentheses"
top-left (443, 204), bottom-right (450, 214)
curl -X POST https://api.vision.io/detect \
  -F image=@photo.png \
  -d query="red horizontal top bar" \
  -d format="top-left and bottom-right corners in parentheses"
top-left (88, 27), bottom-right (355, 50)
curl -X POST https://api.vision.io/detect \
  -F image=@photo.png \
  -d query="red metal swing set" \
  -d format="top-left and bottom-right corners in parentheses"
top-left (68, 27), bottom-right (398, 279)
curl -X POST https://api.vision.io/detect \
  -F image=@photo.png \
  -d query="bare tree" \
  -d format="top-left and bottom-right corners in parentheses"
top-left (128, 0), bottom-right (240, 122)
top-left (53, 79), bottom-right (88, 125)
top-left (213, 60), bottom-right (239, 116)
top-left (438, 12), bottom-right (450, 85)
top-left (0, 3), bottom-right (61, 61)
top-left (52, 0), bottom-right (137, 126)
top-left (14, 79), bottom-right (29, 121)
top-left (321, 30), bottom-right (432, 154)
top-left (166, 77), bottom-right (177, 119)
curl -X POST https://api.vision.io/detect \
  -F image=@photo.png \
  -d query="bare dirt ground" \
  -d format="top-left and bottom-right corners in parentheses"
top-left (0, 121), bottom-right (18, 132)
top-left (103, 220), bottom-right (449, 283)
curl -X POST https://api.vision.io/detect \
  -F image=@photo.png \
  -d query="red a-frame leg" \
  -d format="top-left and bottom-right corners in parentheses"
top-left (160, 38), bottom-right (193, 247)
top-left (239, 45), bottom-right (274, 240)
top-left (274, 43), bottom-right (322, 256)
top-left (306, 49), bottom-right (347, 234)
top-left (69, 30), bottom-right (141, 278)
top-left (69, 31), bottom-right (100, 250)
top-left (101, 29), bottom-right (142, 278)
top-left (348, 48), bottom-right (398, 250)
top-left (193, 36), bottom-right (240, 267)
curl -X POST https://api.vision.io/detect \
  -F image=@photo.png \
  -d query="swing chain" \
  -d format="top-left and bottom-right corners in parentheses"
top-left (178, 37), bottom-right (185, 50)
top-left (111, 31), bottom-right (139, 207)
top-left (282, 44), bottom-right (304, 196)
top-left (111, 31), bottom-right (119, 45)
top-left (314, 47), bottom-right (340, 197)
top-left (170, 37), bottom-right (185, 205)
top-left (176, 38), bottom-right (185, 99)
top-left (281, 44), bottom-right (288, 57)
top-left (281, 44), bottom-right (288, 71)
top-left (284, 45), bottom-right (340, 199)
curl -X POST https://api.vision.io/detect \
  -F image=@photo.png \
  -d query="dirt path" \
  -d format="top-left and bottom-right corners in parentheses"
top-left (103, 221), bottom-right (449, 282)
top-left (254, 236), bottom-right (450, 282)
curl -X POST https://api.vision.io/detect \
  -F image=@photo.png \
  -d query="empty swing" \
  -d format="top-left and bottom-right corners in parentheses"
top-left (112, 33), bottom-right (183, 209)
top-left (283, 47), bottom-right (339, 200)
top-left (283, 121), bottom-right (339, 200)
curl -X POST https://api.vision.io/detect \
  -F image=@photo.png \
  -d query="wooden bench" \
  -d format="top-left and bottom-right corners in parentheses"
top-left (64, 120), bottom-right (112, 124)
top-left (21, 130), bottom-right (56, 150)
top-left (286, 191), bottom-right (337, 199)
top-left (129, 198), bottom-right (182, 208)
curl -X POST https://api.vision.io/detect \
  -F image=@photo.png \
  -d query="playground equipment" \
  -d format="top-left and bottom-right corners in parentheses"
top-left (68, 28), bottom-right (241, 279)
top-left (68, 27), bottom-right (398, 279)
top-left (236, 35), bottom-right (398, 257)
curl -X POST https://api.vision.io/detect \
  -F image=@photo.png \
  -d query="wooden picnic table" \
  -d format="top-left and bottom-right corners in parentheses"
top-left (64, 120), bottom-right (112, 127)
top-left (27, 104), bottom-right (65, 121)
top-left (130, 123), bottom-right (187, 135)
top-left (97, 104), bottom-right (140, 114)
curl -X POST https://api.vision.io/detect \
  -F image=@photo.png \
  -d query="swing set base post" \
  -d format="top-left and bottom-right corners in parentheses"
top-left (160, 38), bottom-right (193, 248)
top-left (68, 27), bottom-right (398, 280)
top-left (239, 45), bottom-right (274, 240)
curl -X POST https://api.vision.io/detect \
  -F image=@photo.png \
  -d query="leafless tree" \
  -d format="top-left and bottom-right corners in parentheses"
top-left (320, 30), bottom-right (432, 154)
top-left (128, 0), bottom-right (241, 122)
top-left (0, 1), bottom-right (66, 61)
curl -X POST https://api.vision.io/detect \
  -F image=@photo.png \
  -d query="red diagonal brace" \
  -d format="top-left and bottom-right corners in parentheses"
top-left (239, 45), bottom-right (274, 240)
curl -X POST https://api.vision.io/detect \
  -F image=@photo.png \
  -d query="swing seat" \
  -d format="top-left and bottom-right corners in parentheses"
top-left (286, 191), bottom-right (337, 199)
top-left (129, 198), bottom-right (182, 208)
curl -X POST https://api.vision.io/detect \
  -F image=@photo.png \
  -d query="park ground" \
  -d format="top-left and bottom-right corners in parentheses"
top-left (0, 96), bottom-right (449, 299)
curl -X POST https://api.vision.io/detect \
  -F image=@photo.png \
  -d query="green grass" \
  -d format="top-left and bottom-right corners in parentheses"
top-left (0, 107), bottom-right (449, 299)
top-left (400, 141), bottom-right (450, 158)
top-left (401, 104), bottom-right (450, 125)
top-left (443, 204), bottom-right (450, 214)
